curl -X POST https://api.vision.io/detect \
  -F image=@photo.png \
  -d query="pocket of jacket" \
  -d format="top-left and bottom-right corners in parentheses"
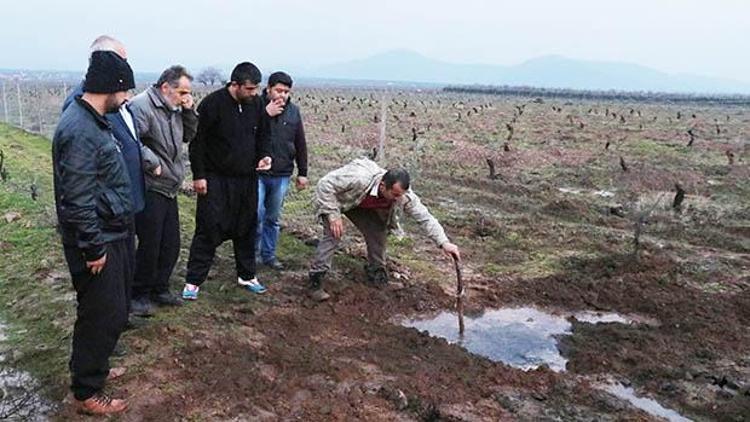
top-left (98, 189), bottom-right (126, 218)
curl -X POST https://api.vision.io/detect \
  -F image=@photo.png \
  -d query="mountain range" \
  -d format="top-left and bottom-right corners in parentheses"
top-left (2, 50), bottom-right (746, 95)
top-left (306, 50), bottom-right (750, 94)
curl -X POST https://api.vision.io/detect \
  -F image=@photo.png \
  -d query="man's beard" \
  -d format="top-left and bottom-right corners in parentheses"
top-left (105, 94), bottom-right (124, 113)
top-left (239, 93), bottom-right (255, 104)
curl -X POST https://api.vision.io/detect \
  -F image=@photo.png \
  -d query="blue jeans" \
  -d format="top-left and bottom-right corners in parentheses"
top-left (256, 175), bottom-right (291, 262)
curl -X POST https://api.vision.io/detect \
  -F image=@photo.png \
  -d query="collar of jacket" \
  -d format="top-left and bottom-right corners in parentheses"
top-left (368, 179), bottom-right (380, 197)
top-left (367, 173), bottom-right (410, 207)
top-left (147, 86), bottom-right (181, 113)
top-left (74, 96), bottom-right (111, 129)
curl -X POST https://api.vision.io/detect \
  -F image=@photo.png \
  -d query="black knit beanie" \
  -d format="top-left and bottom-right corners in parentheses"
top-left (83, 51), bottom-right (135, 94)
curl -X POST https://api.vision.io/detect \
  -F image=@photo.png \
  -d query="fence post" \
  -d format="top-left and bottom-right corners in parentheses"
top-left (16, 80), bottom-right (23, 129)
top-left (377, 94), bottom-right (387, 164)
top-left (37, 87), bottom-right (43, 135)
top-left (1, 80), bottom-right (8, 123)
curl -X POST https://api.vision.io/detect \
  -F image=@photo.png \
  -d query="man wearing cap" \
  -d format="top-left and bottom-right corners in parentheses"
top-left (128, 65), bottom-right (197, 315)
top-left (53, 51), bottom-right (135, 414)
top-left (182, 62), bottom-right (279, 299)
top-left (256, 71), bottom-right (308, 270)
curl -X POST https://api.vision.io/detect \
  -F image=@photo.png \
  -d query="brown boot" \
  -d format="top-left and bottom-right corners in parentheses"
top-left (309, 288), bottom-right (331, 302)
top-left (75, 392), bottom-right (128, 415)
top-left (308, 271), bottom-right (330, 302)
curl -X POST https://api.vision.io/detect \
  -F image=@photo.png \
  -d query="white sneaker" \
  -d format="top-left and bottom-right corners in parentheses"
top-left (182, 283), bottom-right (200, 300)
top-left (238, 277), bottom-right (267, 294)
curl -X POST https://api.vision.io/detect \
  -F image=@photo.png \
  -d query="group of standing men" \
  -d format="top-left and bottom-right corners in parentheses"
top-left (53, 35), bottom-right (458, 415)
top-left (53, 36), bottom-right (306, 414)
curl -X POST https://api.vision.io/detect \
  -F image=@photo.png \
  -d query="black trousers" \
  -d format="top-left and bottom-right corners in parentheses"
top-left (133, 191), bottom-right (180, 299)
top-left (186, 174), bottom-right (258, 286)
top-left (125, 223), bottom-right (136, 312)
top-left (64, 238), bottom-right (130, 401)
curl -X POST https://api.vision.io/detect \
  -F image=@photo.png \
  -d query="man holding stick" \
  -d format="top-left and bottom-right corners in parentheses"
top-left (307, 158), bottom-right (460, 301)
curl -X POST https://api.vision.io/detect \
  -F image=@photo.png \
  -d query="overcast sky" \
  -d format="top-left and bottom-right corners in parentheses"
top-left (1, 0), bottom-right (747, 82)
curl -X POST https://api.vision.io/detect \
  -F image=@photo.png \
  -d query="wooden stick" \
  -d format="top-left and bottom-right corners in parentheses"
top-left (453, 256), bottom-right (465, 335)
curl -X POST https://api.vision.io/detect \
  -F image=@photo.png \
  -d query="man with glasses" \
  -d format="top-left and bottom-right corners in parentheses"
top-left (182, 62), bottom-right (281, 300)
top-left (128, 66), bottom-right (198, 314)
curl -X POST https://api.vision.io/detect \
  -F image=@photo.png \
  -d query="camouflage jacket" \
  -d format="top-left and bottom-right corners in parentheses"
top-left (314, 158), bottom-right (449, 246)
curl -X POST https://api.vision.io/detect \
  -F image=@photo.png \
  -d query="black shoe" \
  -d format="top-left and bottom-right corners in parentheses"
top-left (123, 316), bottom-right (149, 331)
top-left (130, 297), bottom-right (155, 317)
top-left (364, 265), bottom-right (388, 286)
top-left (111, 342), bottom-right (127, 357)
top-left (263, 259), bottom-right (285, 271)
top-left (151, 292), bottom-right (183, 307)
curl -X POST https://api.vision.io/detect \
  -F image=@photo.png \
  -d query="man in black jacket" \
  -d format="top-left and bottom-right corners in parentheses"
top-left (256, 71), bottom-right (308, 270)
top-left (53, 51), bottom-right (134, 415)
top-left (62, 35), bottom-right (159, 323)
top-left (182, 62), bottom-right (279, 299)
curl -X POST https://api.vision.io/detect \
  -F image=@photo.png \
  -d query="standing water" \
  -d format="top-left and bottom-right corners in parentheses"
top-left (600, 382), bottom-right (692, 422)
top-left (401, 307), bottom-right (655, 372)
top-left (402, 307), bottom-right (573, 371)
top-left (0, 323), bottom-right (51, 420)
top-left (401, 307), bottom-right (690, 420)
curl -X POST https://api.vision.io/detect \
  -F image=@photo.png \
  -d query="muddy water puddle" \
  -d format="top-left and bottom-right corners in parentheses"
top-left (0, 323), bottom-right (51, 421)
top-left (401, 306), bottom-right (655, 372)
top-left (599, 382), bottom-right (692, 422)
top-left (401, 307), bottom-right (692, 419)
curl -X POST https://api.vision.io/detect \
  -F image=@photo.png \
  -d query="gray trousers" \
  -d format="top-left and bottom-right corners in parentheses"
top-left (311, 207), bottom-right (388, 273)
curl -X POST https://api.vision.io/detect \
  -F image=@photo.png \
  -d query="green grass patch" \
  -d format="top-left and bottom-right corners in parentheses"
top-left (0, 124), bottom-right (71, 399)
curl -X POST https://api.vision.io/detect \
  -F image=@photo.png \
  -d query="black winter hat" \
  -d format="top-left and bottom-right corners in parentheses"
top-left (83, 51), bottom-right (135, 94)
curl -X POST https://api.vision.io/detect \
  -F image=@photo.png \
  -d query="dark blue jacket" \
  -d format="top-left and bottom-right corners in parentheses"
top-left (63, 83), bottom-right (146, 213)
top-left (53, 98), bottom-right (133, 260)
top-left (260, 90), bottom-right (308, 178)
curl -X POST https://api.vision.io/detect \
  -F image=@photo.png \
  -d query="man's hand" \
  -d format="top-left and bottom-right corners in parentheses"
top-left (441, 242), bottom-right (460, 261)
top-left (182, 94), bottom-right (195, 110)
top-left (153, 165), bottom-right (162, 176)
top-left (86, 254), bottom-right (107, 275)
top-left (194, 178), bottom-right (208, 195)
top-left (329, 217), bottom-right (344, 239)
top-left (256, 156), bottom-right (272, 171)
top-left (295, 176), bottom-right (309, 190)
top-left (266, 98), bottom-right (284, 117)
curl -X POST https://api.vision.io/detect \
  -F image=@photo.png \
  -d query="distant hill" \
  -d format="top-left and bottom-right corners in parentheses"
top-left (310, 50), bottom-right (750, 95)
top-left (3, 52), bottom-right (748, 95)
top-left (0, 69), bottom-right (161, 85)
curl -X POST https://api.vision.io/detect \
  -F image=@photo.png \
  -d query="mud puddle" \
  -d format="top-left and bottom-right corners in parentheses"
top-left (0, 323), bottom-right (51, 421)
top-left (401, 306), bottom-right (655, 372)
top-left (599, 382), bottom-right (692, 422)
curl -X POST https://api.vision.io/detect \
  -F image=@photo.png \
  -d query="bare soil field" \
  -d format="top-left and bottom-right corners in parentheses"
top-left (0, 85), bottom-right (748, 420)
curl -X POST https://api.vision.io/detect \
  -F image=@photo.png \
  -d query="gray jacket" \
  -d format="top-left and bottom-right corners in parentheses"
top-left (315, 158), bottom-right (450, 246)
top-left (129, 86), bottom-right (198, 198)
